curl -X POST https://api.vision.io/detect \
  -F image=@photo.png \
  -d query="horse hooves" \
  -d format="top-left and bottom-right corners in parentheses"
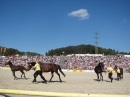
top-left (14, 77), bottom-right (18, 80)
top-left (32, 80), bottom-right (38, 84)
top-left (97, 79), bottom-right (100, 81)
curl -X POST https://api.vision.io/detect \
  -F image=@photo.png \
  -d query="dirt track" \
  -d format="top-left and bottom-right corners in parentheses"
top-left (0, 69), bottom-right (130, 97)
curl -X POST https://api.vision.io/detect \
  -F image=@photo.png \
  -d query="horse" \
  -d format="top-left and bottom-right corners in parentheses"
top-left (94, 62), bottom-right (105, 81)
top-left (114, 65), bottom-right (123, 80)
top-left (27, 62), bottom-right (65, 82)
top-left (5, 61), bottom-right (29, 80)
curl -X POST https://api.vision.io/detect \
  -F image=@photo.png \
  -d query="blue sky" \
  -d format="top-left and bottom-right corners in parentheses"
top-left (0, 0), bottom-right (130, 55)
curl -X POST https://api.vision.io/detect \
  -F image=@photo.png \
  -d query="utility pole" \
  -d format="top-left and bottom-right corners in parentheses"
top-left (94, 32), bottom-right (99, 54)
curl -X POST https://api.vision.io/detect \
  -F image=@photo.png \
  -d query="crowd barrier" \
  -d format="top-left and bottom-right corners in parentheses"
top-left (1, 67), bottom-right (128, 73)
top-left (63, 69), bottom-right (94, 72)
top-left (1, 67), bottom-right (94, 72)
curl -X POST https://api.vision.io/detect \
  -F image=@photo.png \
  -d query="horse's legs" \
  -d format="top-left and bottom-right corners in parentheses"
top-left (120, 73), bottom-right (123, 80)
top-left (55, 71), bottom-right (62, 82)
top-left (120, 69), bottom-right (123, 79)
top-left (49, 71), bottom-right (54, 82)
top-left (20, 70), bottom-right (26, 79)
top-left (97, 73), bottom-right (99, 80)
top-left (39, 71), bottom-right (47, 82)
top-left (12, 71), bottom-right (17, 80)
top-left (20, 71), bottom-right (23, 78)
top-left (99, 73), bottom-right (101, 81)
top-left (100, 73), bottom-right (103, 81)
top-left (119, 73), bottom-right (122, 80)
top-left (122, 73), bottom-right (123, 79)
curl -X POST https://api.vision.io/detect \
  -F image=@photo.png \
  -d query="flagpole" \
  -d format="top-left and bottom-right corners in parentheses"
top-left (3, 48), bottom-right (6, 56)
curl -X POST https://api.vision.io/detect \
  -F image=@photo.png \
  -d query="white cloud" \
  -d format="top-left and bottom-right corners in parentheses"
top-left (68, 9), bottom-right (90, 20)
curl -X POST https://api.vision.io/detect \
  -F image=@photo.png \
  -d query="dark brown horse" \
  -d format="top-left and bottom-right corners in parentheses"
top-left (28, 62), bottom-right (65, 82)
top-left (5, 61), bottom-right (28, 80)
top-left (114, 65), bottom-right (123, 80)
top-left (94, 62), bottom-right (105, 81)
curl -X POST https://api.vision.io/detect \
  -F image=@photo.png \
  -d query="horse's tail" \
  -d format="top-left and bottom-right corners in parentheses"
top-left (120, 68), bottom-right (123, 79)
top-left (58, 65), bottom-right (65, 77)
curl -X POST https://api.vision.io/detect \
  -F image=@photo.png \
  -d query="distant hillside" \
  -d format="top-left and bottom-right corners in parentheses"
top-left (0, 44), bottom-right (129, 56)
top-left (0, 46), bottom-right (40, 56)
top-left (46, 44), bottom-right (129, 56)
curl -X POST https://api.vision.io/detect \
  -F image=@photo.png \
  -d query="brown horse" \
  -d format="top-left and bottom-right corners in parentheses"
top-left (5, 61), bottom-right (29, 80)
top-left (114, 65), bottom-right (123, 80)
top-left (94, 62), bottom-right (105, 81)
top-left (28, 62), bottom-right (65, 82)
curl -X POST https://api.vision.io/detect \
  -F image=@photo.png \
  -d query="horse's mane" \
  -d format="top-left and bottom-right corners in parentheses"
top-left (96, 62), bottom-right (102, 67)
top-left (96, 62), bottom-right (104, 69)
top-left (8, 61), bottom-right (13, 65)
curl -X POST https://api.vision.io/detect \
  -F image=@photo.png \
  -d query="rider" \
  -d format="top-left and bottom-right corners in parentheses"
top-left (106, 64), bottom-right (113, 83)
top-left (32, 60), bottom-right (47, 83)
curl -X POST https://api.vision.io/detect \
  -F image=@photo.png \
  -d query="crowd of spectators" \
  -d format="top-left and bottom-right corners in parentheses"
top-left (0, 54), bottom-right (130, 73)
top-left (64, 54), bottom-right (130, 72)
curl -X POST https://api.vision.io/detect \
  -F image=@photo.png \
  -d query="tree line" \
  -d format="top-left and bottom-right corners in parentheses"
top-left (0, 44), bottom-right (129, 56)
top-left (0, 46), bottom-right (40, 56)
top-left (45, 44), bottom-right (130, 56)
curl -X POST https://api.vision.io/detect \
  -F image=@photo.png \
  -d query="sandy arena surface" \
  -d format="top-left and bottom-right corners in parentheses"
top-left (0, 68), bottom-right (130, 97)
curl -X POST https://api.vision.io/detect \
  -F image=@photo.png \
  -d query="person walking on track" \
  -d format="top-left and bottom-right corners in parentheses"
top-left (32, 60), bottom-right (47, 84)
top-left (106, 64), bottom-right (113, 83)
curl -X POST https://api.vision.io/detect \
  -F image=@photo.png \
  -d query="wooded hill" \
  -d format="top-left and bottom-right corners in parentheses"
top-left (45, 44), bottom-right (130, 56)
top-left (1, 44), bottom-right (129, 56)
top-left (0, 47), bottom-right (40, 56)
